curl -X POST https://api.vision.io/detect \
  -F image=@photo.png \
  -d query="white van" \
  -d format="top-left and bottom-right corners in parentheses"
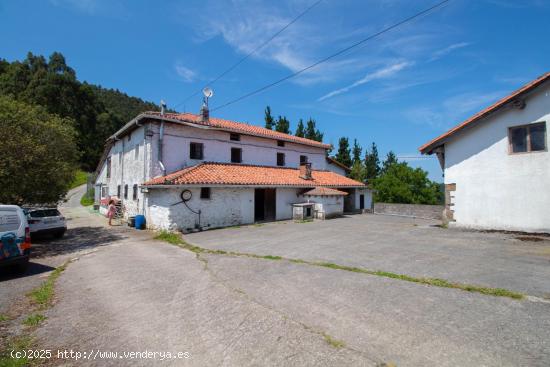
top-left (0, 205), bottom-right (31, 272)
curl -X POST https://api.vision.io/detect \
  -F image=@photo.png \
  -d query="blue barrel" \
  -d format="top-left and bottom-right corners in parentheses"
top-left (134, 215), bottom-right (146, 230)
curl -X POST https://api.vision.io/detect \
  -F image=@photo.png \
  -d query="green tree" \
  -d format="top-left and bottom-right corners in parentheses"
top-left (349, 161), bottom-right (366, 182)
top-left (264, 106), bottom-right (274, 130)
top-left (382, 151), bottom-right (398, 173)
top-left (305, 118), bottom-right (323, 142)
top-left (372, 162), bottom-right (443, 204)
top-left (0, 96), bottom-right (78, 204)
top-left (352, 139), bottom-right (362, 164)
top-left (295, 119), bottom-right (305, 137)
top-left (364, 142), bottom-right (380, 180)
top-left (275, 115), bottom-right (291, 134)
top-left (335, 137), bottom-right (352, 168)
top-left (0, 52), bottom-right (162, 170)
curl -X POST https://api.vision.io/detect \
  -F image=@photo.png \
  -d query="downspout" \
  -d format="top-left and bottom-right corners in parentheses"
top-left (158, 100), bottom-right (167, 176)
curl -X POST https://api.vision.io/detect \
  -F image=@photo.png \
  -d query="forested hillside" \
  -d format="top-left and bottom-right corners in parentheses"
top-left (0, 52), bottom-right (161, 170)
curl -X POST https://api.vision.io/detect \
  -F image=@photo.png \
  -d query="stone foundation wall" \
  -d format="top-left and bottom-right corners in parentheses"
top-left (374, 203), bottom-right (443, 220)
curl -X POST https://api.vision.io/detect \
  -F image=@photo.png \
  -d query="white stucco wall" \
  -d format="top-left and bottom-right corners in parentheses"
top-left (325, 161), bottom-right (349, 176)
top-left (444, 83), bottom-right (550, 232)
top-left (276, 188), bottom-right (300, 220)
top-left (145, 187), bottom-right (255, 231)
top-left (148, 122), bottom-right (329, 177)
top-left (305, 196), bottom-right (344, 217)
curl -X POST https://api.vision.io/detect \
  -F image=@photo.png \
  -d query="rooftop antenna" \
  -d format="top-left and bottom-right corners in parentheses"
top-left (201, 87), bottom-right (213, 121)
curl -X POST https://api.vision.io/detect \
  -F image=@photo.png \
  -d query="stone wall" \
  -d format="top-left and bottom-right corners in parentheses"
top-left (374, 203), bottom-right (443, 220)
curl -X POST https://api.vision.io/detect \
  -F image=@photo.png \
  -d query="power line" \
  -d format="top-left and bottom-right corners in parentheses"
top-left (211, 0), bottom-right (451, 113)
top-left (174, 0), bottom-right (324, 110)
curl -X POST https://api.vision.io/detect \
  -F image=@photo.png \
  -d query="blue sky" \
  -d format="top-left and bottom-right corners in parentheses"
top-left (1, 0), bottom-right (550, 181)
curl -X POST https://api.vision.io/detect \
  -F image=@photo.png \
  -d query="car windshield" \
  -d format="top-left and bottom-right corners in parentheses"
top-left (29, 209), bottom-right (60, 218)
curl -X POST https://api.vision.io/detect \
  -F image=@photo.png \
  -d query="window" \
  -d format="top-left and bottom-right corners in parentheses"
top-left (127, 133), bottom-right (131, 142)
top-left (277, 152), bottom-right (285, 166)
top-left (231, 147), bottom-right (242, 163)
top-left (135, 144), bottom-right (139, 159)
top-left (117, 185), bottom-right (121, 198)
top-left (300, 155), bottom-right (308, 164)
top-left (101, 186), bottom-right (109, 198)
top-left (133, 184), bottom-right (138, 200)
top-left (190, 142), bottom-right (204, 160)
top-left (509, 122), bottom-right (547, 153)
top-left (200, 187), bottom-right (211, 199)
top-left (106, 157), bottom-right (111, 178)
top-left (277, 140), bottom-right (285, 147)
top-left (124, 184), bottom-right (128, 199)
top-left (230, 133), bottom-right (240, 141)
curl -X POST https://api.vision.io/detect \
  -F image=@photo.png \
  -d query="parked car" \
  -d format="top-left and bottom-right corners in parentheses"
top-left (24, 208), bottom-right (67, 239)
top-left (0, 205), bottom-right (31, 272)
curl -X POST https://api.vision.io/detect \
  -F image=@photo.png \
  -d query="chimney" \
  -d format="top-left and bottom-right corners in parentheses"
top-left (299, 162), bottom-right (312, 180)
top-left (200, 102), bottom-right (209, 122)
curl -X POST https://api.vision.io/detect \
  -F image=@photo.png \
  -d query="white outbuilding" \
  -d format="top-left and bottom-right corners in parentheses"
top-left (420, 72), bottom-right (549, 233)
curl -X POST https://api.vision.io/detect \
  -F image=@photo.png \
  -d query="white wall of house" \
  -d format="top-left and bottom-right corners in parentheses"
top-left (304, 196), bottom-right (345, 217)
top-left (325, 161), bottom-right (349, 176)
top-left (146, 187), bottom-right (255, 231)
top-left (276, 188), bottom-right (300, 220)
top-left (148, 122), bottom-right (329, 177)
top-left (444, 83), bottom-right (550, 232)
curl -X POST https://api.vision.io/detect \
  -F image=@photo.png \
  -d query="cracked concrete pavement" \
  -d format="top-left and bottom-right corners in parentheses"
top-left (4, 186), bottom-right (550, 366)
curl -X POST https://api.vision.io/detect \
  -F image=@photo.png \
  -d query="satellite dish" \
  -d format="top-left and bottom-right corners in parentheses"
top-left (180, 190), bottom-right (192, 202)
top-left (203, 87), bottom-right (214, 98)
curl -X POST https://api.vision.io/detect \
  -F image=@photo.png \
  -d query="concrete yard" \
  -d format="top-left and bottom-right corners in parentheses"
top-left (186, 214), bottom-right (550, 298)
top-left (2, 197), bottom-right (550, 366)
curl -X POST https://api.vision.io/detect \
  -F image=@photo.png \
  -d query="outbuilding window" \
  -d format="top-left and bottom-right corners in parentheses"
top-left (230, 133), bottom-right (240, 141)
top-left (277, 152), bottom-right (285, 166)
top-left (509, 122), bottom-right (547, 154)
top-left (200, 187), bottom-right (211, 199)
top-left (117, 185), bottom-right (121, 198)
top-left (231, 147), bottom-right (242, 163)
top-left (132, 184), bottom-right (138, 200)
top-left (300, 155), bottom-right (308, 164)
top-left (106, 157), bottom-right (111, 178)
top-left (277, 140), bottom-right (285, 147)
top-left (124, 184), bottom-right (128, 199)
top-left (190, 142), bottom-right (204, 160)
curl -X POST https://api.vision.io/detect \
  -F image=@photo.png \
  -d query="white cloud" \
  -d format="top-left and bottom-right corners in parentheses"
top-left (318, 61), bottom-right (412, 101)
top-left (174, 63), bottom-right (197, 83)
top-left (429, 42), bottom-right (470, 62)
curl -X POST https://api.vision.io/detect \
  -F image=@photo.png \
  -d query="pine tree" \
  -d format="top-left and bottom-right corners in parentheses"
top-left (364, 142), bottom-right (380, 180)
top-left (295, 119), bottom-right (305, 137)
top-left (352, 139), bottom-right (362, 164)
top-left (275, 115), bottom-right (291, 134)
top-left (304, 118), bottom-right (324, 142)
top-left (335, 137), bottom-right (352, 168)
top-left (350, 160), bottom-right (366, 183)
top-left (382, 151), bottom-right (398, 173)
top-left (264, 106), bottom-right (274, 130)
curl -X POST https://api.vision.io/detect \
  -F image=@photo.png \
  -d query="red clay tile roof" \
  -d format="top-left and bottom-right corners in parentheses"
top-left (143, 162), bottom-right (365, 188)
top-left (419, 72), bottom-right (550, 154)
top-left (144, 112), bottom-right (331, 149)
top-left (302, 187), bottom-right (348, 196)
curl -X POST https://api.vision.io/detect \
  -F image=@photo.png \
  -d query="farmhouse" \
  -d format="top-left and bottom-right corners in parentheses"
top-left (94, 108), bottom-right (370, 231)
top-left (420, 72), bottom-right (549, 233)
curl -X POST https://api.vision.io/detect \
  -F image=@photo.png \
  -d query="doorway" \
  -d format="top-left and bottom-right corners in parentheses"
top-left (359, 194), bottom-right (365, 210)
top-left (254, 188), bottom-right (276, 222)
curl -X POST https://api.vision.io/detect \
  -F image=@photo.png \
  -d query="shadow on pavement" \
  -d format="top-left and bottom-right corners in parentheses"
top-left (0, 262), bottom-right (56, 282)
top-left (31, 226), bottom-right (125, 258)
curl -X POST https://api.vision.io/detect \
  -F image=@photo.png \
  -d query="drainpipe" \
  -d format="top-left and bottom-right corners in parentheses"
top-left (158, 100), bottom-right (167, 176)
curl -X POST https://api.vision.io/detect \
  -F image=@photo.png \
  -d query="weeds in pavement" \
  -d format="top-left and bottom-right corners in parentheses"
top-left (321, 332), bottom-right (345, 348)
top-left (0, 336), bottom-right (33, 367)
top-left (28, 261), bottom-right (69, 308)
top-left (0, 314), bottom-right (8, 322)
top-left (23, 314), bottom-right (46, 327)
top-left (154, 231), bottom-right (524, 300)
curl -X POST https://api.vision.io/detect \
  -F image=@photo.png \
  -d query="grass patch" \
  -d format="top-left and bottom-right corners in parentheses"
top-left (154, 230), bottom-right (185, 245)
top-left (0, 314), bottom-right (8, 322)
top-left (69, 169), bottom-right (89, 190)
top-left (262, 255), bottom-right (282, 260)
top-left (28, 262), bottom-right (69, 308)
top-left (295, 219), bottom-right (313, 224)
top-left (252, 223), bottom-right (264, 227)
top-left (80, 191), bottom-right (94, 206)
top-left (0, 336), bottom-right (33, 367)
top-left (23, 314), bottom-right (46, 327)
top-left (322, 332), bottom-right (345, 348)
